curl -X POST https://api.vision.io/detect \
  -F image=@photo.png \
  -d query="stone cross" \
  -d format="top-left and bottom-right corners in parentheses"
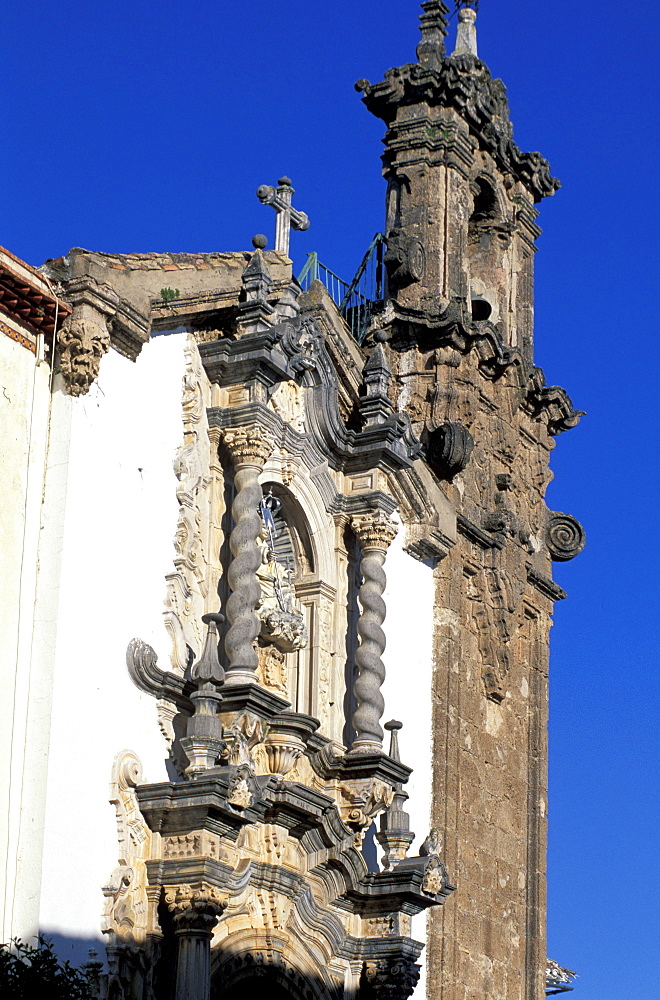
top-left (256, 177), bottom-right (310, 256)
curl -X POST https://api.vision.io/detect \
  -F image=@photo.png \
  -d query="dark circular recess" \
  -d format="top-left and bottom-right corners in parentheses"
top-left (471, 298), bottom-right (492, 321)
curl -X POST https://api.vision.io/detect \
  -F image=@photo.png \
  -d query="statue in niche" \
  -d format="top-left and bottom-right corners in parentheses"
top-left (256, 494), bottom-right (308, 671)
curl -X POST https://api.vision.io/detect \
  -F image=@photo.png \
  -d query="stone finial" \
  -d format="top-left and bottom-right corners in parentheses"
top-left (417, 1), bottom-right (450, 70)
top-left (453, 5), bottom-right (478, 58)
top-left (237, 250), bottom-right (273, 333)
top-left (377, 721), bottom-right (415, 869)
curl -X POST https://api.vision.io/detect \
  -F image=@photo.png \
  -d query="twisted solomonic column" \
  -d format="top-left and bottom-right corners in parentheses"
top-left (350, 511), bottom-right (398, 752)
top-left (222, 427), bottom-right (275, 684)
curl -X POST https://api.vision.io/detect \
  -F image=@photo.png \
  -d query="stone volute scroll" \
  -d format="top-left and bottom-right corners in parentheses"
top-left (350, 510), bottom-right (398, 752)
top-left (222, 427), bottom-right (276, 685)
top-left (546, 510), bottom-right (586, 561)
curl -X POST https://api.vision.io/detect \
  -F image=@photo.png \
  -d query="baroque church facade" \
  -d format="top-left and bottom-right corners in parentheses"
top-left (1, 5), bottom-right (583, 1000)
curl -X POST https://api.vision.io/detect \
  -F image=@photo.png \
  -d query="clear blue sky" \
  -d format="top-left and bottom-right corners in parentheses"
top-left (3, 2), bottom-right (659, 997)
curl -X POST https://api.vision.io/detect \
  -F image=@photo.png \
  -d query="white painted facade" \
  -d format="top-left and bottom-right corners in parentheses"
top-left (2, 333), bottom-right (189, 959)
top-left (382, 528), bottom-right (435, 996)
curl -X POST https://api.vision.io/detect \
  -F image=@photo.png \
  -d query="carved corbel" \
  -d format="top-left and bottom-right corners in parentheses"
top-left (57, 303), bottom-right (110, 396)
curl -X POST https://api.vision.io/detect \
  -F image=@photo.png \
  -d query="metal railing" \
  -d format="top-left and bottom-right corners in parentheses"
top-left (297, 234), bottom-right (386, 345)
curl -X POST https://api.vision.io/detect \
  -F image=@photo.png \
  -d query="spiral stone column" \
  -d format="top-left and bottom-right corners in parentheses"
top-left (350, 511), bottom-right (398, 752)
top-left (222, 427), bottom-right (275, 685)
top-left (165, 884), bottom-right (226, 1000)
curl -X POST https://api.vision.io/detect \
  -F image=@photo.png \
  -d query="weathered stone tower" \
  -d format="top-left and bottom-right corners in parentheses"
top-left (356, 4), bottom-right (584, 999)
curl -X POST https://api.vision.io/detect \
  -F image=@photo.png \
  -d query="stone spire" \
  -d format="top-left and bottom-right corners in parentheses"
top-left (453, 5), bottom-right (478, 57)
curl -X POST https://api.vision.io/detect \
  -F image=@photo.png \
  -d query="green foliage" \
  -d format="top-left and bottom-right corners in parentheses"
top-left (0, 938), bottom-right (93, 1000)
top-left (160, 287), bottom-right (180, 303)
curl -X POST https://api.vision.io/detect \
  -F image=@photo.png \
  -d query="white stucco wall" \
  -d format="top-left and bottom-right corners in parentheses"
top-left (382, 524), bottom-right (435, 996)
top-left (0, 332), bottom-right (53, 944)
top-left (38, 334), bottom-right (187, 960)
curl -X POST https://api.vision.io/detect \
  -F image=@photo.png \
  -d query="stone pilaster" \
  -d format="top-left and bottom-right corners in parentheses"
top-left (165, 883), bottom-right (226, 1000)
top-left (350, 512), bottom-right (397, 752)
top-left (222, 428), bottom-right (275, 685)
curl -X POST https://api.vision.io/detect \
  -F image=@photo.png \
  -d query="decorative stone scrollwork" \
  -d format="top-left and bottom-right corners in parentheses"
top-left (427, 422), bottom-right (474, 479)
top-left (350, 512), bottom-right (398, 752)
top-left (57, 308), bottom-right (110, 396)
top-left (361, 956), bottom-right (421, 1000)
top-left (339, 777), bottom-right (394, 843)
top-left (222, 428), bottom-right (276, 683)
top-left (546, 511), bottom-right (586, 561)
top-left (102, 751), bottom-right (151, 946)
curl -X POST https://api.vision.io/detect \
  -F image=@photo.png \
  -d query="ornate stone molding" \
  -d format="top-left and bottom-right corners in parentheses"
top-left (165, 335), bottom-right (217, 672)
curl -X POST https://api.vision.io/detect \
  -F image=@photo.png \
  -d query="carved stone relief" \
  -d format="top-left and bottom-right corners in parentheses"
top-left (165, 335), bottom-right (221, 672)
top-left (57, 306), bottom-right (110, 396)
top-left (102, 751), bottom-right (151, 946)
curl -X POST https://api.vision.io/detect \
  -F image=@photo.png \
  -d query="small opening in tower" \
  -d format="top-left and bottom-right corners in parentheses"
top-left (470, 177), bottom-right (499, 225)
top-left (471, 298), bottom-right (492, 321)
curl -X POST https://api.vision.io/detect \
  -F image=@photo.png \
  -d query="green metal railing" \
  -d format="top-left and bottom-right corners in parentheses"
top-left (297, 234), bottom-right (386, 344)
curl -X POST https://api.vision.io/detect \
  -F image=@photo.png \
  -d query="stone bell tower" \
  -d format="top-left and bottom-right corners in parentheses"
top-left (356, 4), bottom-right (584, 1000)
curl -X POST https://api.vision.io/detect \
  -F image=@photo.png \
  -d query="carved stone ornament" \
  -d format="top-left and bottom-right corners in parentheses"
top-left (427, 422), bottom-right (474, 479)
top-left (546, 511), bottom-right (586, 561)
top-left (164, 883), bottom-right (226, 932)
top-left (361, 956), bottom-right (421, 1000)
top-left (339, 777), bottom-right (394, 840)
top-left (165, 335), bottom-right (218, 673)
top-left (222, 426), bottom-right (276, 468)
top-left (57, 308), bottom-right (110, 396)
top-left (351, 511), bottom-right (398, 552)
top-left (384, 228), bottom-right (426, 288)
top-left (102, 751), bottom-right (151, 946)
top-left (226, 765), bottom-right (254, 810)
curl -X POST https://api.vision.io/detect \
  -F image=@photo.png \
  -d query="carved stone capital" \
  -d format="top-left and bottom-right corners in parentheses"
top-left (361, 956), bottom-right (421, 1000)
top-left (351, 512), bottom-right (398, 551)
top-left (164, 883), bottom-right (226, 934)
top-left (222, 427), bottom-right (275, 468)
top-left (546, 511), bottom-right (586, 561)
top-left (57, 305), bottom-right (110, 396)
